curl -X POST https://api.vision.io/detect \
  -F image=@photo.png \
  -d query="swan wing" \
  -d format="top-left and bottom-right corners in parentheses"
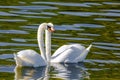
top-left (74, 44), bottom-right (92, 62)
top-left (14, 49), bottom-right (46, 67)
top-left (51, 44), bottom-right (85, 63)
top-left (52, 45), bottom-right (71, 58)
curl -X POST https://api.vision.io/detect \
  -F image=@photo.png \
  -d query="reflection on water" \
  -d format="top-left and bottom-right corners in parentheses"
top-left (0, 0), bottom-right (120, 80)
top-left (14, 63), bottom-right (89, 80)
top-left (51, 63), bottom-right (89, 80)
top-left (14, 66), bottom-right (46, 80)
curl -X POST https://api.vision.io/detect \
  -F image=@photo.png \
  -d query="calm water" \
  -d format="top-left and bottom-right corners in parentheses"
top-left (0, 0), bottom-right (120, 80)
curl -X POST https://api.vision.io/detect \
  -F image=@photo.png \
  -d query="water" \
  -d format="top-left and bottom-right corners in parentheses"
top-left (0, 0), bottom-right (120, 80)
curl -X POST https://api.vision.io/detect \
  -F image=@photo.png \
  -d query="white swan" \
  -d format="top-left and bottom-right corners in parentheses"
top-left (14, 23), bottom-right (92, 67)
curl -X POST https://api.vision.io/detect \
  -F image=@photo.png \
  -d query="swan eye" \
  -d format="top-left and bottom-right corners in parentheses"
top-left (47, 25), bottom-right (51, 30)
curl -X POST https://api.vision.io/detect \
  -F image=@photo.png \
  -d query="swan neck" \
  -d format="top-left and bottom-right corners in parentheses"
top-left (37, 24), bottom-right (46, 61)
top-left (45, 30), bottom-right (51, 62)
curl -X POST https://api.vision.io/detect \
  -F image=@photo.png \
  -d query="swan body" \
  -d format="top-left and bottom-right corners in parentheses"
top-left (14, 23), bottom-right (92, 67)
top-left (51, 44), bottom-right (92, 63)
top-left (14, 50), bottom-right (46, 67)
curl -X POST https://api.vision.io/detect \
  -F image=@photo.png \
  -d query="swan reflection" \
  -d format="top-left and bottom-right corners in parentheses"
top-left (14, 66), bottom-right (49, 80)
top-left (14, 63), bottom-right (90, 80)
top-left (51, 63), bottom-right (90, 80)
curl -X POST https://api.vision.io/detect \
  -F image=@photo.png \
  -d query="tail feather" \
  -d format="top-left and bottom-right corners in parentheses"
top-left (74, 44), bottom-right (92, 62)
top-left (14, 53), bottom-right (17, 59)
top-left (86, 44), bottom-right (92, 51)
top-left (14, 53), bottom-right (22, 67)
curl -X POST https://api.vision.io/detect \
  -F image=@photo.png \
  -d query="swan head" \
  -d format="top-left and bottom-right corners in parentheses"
top-left (46, 23), bottom-right (55, 32)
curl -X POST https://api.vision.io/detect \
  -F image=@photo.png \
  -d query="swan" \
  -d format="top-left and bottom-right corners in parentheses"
top-left (14, 22), bottom-right (92, 67)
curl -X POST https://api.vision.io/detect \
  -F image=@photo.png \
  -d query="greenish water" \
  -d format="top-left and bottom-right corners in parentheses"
top-left (0, 0), bottom-right (120, 80)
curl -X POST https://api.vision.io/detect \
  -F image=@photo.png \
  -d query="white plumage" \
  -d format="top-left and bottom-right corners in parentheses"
top-left (14, 23), bottom-right (92, 67)
top-left (51, 44), bottom-right (86, 63)
top-left (14, 50), bottom-right (46, 67)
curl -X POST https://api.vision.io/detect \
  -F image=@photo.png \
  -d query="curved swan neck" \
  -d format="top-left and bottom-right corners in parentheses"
top-left (37, 23), bottom-right (47, 61)
top-left (45, 30), bottom-right (51, 62)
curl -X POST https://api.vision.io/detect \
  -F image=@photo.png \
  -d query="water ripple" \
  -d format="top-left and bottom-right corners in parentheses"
top-left (32, 2), bottom-right (90, 7)
top-left (0, 6), bottom-right (58, 10)
top-left (0, 66), bottom-right (14, 73)
top-left (20, 25), bottom-right (38, 29)
top-left (59, 12), bottom-right (95, 17)
top-left (0, 30), bottom-right (28, 34)
top-left (0, 19), bottom-right (27, 22)
top-left (0, 12), bottom-right (18, 16)
top-left (114, 31), bottom-right (120, 34)
top-left (11, 38), bottom-right (26, 42)
top-left (0, 42), bottom-right (36, 47)
top-left (0, 54), bottom-right (13, 59)
top-left (23, 15), bottom-right (51, 18)
top-left (93, 42), bottom-right (120, 50)
top-left (10, 10), bottom-right (40, 15)
top-left (99, 12), bottom-right (120, 17)
top-left (53, 37), bottom-right (93, 41)
top-left (103, 2), bottom-right (120, 5)
top-left (94, 18), bottom-right (116, 21)
top-left (94, 45), bottom-right (120, 50)
top-left (74, 23), bottom-right (104, 28)
top-left (113, 53), bottom-right (120, 58)
top-left (78, 33), bottom-right (100, 37)
top-left (101, 9), bottom-right (120, 13)
top-left (90, 59), bottom-right (120, 64)
top-left (93, 42), bottom-right (120, 47)
top-left (59, 12), bottom-right (120, 17)
top-left (93, 52), bottom-right (109, 55)
top-left (41, 12), bottom-right (57, 16)
top-left (84, 2), bottom-right (102, 6)
top-left (55, 24), bottom-right (84, 31)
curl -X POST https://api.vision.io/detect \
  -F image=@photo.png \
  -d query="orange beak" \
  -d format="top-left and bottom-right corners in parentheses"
top-left (48, 27), bottom-right (55, 32)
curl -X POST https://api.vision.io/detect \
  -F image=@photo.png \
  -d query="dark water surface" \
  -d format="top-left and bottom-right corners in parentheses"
top-left (0, 0), bottom-right (120, 80)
